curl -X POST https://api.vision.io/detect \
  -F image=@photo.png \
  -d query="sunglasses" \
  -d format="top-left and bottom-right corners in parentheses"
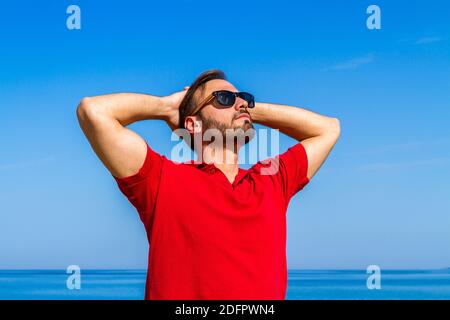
top-left (191, 90), bottom-right (255, 116)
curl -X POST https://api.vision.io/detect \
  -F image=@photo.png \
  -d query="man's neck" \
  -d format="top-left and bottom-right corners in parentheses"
top-left (202, 145), bottom-right (240, 184)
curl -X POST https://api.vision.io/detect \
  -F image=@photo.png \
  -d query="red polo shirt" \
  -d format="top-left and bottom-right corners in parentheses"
top-left (113, 141), bottom-right (309, 300)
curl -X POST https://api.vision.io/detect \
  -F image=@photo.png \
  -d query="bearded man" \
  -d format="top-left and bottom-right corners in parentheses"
top-left (77, 70), bottom-right (340, 300)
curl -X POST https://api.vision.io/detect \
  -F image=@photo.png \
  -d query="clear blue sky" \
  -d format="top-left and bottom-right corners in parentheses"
top-left (1, 0), bottom-right (449, 270)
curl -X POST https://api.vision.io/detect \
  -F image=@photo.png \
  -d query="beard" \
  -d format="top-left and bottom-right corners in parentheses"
top-left (198, 112), bottom-right (256, 148)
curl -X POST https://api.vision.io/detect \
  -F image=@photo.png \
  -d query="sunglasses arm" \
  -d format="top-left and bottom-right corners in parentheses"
top-left (190, 94), bottom-right (214, 116)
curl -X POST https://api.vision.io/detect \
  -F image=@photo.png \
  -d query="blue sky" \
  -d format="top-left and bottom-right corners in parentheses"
top-left (0, 0), bottom-right (449, 270)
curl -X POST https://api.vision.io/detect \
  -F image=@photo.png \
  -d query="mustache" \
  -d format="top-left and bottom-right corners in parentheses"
top-left (235, 111), bottom-right (251, 119)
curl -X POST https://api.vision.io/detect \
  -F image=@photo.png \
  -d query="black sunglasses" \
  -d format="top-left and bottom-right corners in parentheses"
top-left (191, 90), bottom-right (255, 116)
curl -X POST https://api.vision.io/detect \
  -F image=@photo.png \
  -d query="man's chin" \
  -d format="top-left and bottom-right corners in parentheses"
top-left (233, 121), bottom-right (254, 131)
top-left (233, 125), bottom-right (256, 145)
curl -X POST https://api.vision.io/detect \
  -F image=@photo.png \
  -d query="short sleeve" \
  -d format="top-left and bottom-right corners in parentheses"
top-left (113, 142), bottom-right (163, 232)
top-left (276, 142), bottom-right (310, 203)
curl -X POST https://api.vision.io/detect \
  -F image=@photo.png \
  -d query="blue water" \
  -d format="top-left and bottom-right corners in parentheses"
top-left (0, 269), bottom-right (449, 300)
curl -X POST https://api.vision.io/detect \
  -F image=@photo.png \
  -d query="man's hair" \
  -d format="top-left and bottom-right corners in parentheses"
top-left (178, 69), bottom-right (227, 130)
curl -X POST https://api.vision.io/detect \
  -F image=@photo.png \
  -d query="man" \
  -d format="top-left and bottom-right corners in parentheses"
top-left (76, 70), bottom-right (340, 299)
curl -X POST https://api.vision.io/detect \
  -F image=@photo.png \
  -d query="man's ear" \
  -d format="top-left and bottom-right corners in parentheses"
top-left (184, 116), bottom-right (202, 134)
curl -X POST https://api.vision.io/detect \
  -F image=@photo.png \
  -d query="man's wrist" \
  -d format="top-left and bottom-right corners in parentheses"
top-left (157, 96), bottom-right (171, 120)
top-left (249, 102), bottom-right (269, 123)
top-left (144, 95), bottom-right (170, 121)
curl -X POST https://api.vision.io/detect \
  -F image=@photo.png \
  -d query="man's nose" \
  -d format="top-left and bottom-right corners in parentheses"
top-left (234, 97), bottom-right (248, 111)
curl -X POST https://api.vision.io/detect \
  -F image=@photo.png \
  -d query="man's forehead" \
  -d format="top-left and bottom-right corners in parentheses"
top-left (199, 79), bottom-right (237, 98)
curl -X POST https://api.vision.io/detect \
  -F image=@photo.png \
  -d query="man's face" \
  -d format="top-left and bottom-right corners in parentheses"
top-left (193, 79), bottom-right (255, 139)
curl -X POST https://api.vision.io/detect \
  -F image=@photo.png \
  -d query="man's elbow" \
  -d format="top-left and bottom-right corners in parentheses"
top-left (324, 117), bottom-right (340, 139)
top-left (76, 97), bottom-right (99, 124)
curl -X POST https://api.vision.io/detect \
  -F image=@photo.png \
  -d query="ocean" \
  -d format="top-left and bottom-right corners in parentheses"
top-left (0, 269), bottom-right (449, 300)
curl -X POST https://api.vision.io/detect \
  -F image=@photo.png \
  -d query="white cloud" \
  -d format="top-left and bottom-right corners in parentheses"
top-left (328, 54), bottom-right (374, 71)
top-left (414, 36), bottom-right (441, 45)
top-left (0, 156), bottom-right (54, 172)
top-left (343, 138), bottom-right (450, 157)
top-left (357, 157), bottom-right (450, 172)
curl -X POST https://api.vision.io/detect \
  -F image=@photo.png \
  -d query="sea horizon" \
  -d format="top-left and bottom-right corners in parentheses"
top-left (1, 269), bottom-right (449, 300)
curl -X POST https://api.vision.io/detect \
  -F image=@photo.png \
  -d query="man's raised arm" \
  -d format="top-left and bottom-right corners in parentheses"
top-left (76, 90), bottom-right (185, 178)
top-left (249, 102), bottom-right (341, 180)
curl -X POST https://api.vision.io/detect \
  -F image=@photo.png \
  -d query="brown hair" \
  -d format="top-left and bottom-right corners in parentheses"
top-left (178, 69), bottom-right (227, 130)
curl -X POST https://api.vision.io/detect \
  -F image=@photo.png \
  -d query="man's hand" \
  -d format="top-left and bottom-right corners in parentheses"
top-left (161, 86), bottom-right (189, 131)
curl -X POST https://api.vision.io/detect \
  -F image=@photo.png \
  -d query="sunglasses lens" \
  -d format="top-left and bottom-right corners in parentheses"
top-left (239, 92), bottom-right (255, 108)
top-left (214, 91), bottom-right (255, 108)
top-left (216, 91), bottom-right (236, 106)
